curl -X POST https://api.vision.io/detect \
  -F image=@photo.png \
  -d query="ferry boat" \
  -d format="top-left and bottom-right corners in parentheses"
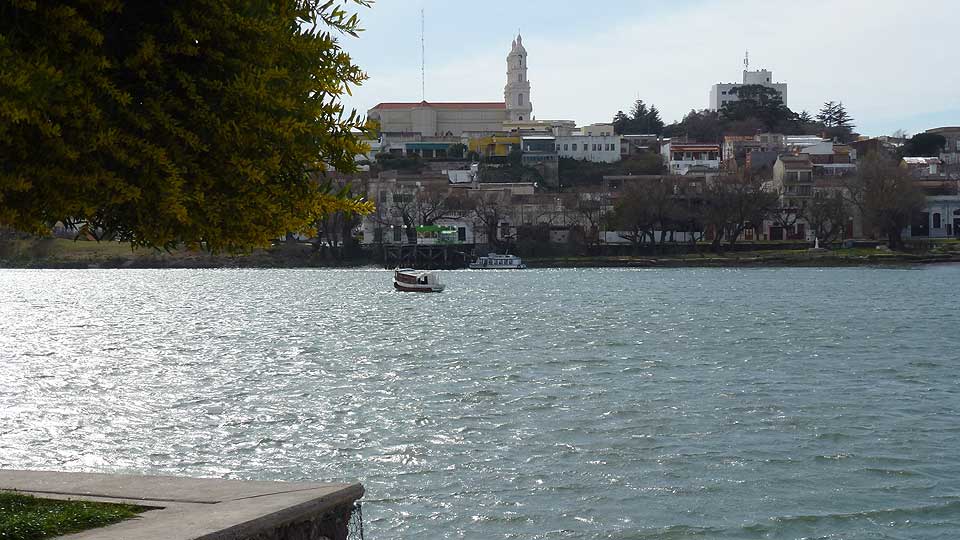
top-left (393, 268), bottom-right (445, 292)
top-left (468, 253), bottom-right (526, 269)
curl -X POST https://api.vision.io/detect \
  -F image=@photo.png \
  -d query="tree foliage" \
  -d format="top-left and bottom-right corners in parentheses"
top-left (0, 0), bottom-right (374, 252)
top-left (662, 109), bottom-right (724, 143)
top-left (816, 101), bottom-right (856, 143)
top-left (901, 133), bottom-right (946, 157)
top-left (721, 85), bottom-right (796, 132)
top-left (612, 100), bottom-right (664, 135)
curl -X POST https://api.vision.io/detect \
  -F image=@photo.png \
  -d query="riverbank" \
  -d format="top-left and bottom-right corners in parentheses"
top-left (0, 238), bottom-right (369, 269)
top-left (3, 238), bottom-right (960, 269)
top-left (525, 248), bottom-right (960, 268)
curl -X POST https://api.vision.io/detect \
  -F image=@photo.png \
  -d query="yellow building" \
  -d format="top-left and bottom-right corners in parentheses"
top-left (468, 135), bottom-right (522, 158)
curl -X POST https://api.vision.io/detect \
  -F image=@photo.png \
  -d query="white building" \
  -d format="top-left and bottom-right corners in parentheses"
top-left (368, 34), bottom-right (532, 137)
top-left (709, 67), bottom-right (788, 111)
top-left (661, 142), bottom-right (721, 175)
top-left (504, 35), bottom-right (532, 122)
top-left (556, 124), bottom-right (621, 163)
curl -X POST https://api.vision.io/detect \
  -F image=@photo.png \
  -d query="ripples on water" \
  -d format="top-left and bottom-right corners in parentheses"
top-left (2, 266), bottom-right (960, 539)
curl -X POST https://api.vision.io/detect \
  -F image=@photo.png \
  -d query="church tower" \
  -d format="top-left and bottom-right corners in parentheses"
top-left (504, 34), bottom-right (532, 122)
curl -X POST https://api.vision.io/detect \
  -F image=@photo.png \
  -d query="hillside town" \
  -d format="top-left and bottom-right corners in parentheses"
top-left (305, 34), bottom-right (959, 267)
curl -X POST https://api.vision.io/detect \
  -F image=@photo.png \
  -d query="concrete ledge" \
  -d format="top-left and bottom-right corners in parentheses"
top-left (0, 470), bottom-right (363, 540)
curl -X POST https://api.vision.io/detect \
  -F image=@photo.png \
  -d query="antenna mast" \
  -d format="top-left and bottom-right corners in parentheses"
top-left (744, 50), bottom-right (749, 70)
top-left (420, 8), bottom-right (425, 101)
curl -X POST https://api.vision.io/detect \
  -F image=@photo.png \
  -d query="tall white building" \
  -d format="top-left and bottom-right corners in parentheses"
top-left (504, 34), bottom-right (533, 122)
top-left (709, 68), bottom-right (788, 111)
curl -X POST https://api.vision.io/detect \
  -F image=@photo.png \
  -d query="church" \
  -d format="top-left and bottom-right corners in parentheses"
top-left (367, 34), bottom-right (534, 138)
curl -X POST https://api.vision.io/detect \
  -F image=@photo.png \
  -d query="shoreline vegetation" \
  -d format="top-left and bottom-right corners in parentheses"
top-left (0, 491), bottom-right (145, 540)
top-left (2, 238), bottom-right (959, 269)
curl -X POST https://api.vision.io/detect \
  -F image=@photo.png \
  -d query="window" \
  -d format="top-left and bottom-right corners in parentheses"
top-left (933, 213), bottom-right (942, 229)
top-left (787, 171), bottom-right (799, 182)
top-left (518, 116), bottom-right (523, 121)
top-left (393, 227), bottom-right (401, 241)
top-left (564, 144), bottom-right (568, 151)
top-left (458, 227), bottom-right (467, 242)
top-left (555, 144), bottom-right (560, 151)
top-left (572, 144), bottom-right (577, 151)
top-left (518, 93), bottom-right (524, 106)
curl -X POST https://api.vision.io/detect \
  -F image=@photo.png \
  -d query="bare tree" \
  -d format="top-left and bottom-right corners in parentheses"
top-left (807, 190), bottom-right (849, 244)
top-left (703, 171), bottom-right (778, 252)
top-left (842, 153), bottom-right (923, 250)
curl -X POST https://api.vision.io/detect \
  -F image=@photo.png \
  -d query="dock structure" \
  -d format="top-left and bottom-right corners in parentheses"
top-left (0, 469), bottom-right (363, 540)
top-left (379, 243), bottom-right (474, 269)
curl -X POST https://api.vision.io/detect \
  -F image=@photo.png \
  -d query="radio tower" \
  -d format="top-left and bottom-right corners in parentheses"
top-left (420, 8), bottom-right (425, 101)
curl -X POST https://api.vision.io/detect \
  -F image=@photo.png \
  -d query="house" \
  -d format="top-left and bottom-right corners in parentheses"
top-left (619, 134), bottom-right (661, 157)
top-left (765, 155), bottom-right (814, 240)
top-left (661, 142), bottom-right (721, 175)
top-left (901, 157), bottom-right (943, 179)
top-left (556, 124), bottom-right (621, 163)
top-left (925, 127), bottom-right (960, 172)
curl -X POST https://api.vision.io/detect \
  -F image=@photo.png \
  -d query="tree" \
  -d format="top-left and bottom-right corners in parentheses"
top-left (663, 109), bottom-right (723, 143)
top-left (721, 84), bottom-right (795, 131)
top-left (612, 100), bottom-right (665, 135)
top-left (612, 110), bottom-right (631, 135)
top-left (467, 193), bottom-right (511, 251)
top-left (608, 177), bottom-right (685, 253)
top-left (902, 133), bottom-right (946, 157)
top-left (807, 190), bottom-right (849, 244)
top-left (702, 171), bottom-right (777, 251)
top-left (816, 101), bottom-right (856, 143)
top-left (816, 102), bottom-right (839, 126)
top-left (0, 0), bottom-right (373, 252)
top-left (842, 154), bottom-right (923, 250)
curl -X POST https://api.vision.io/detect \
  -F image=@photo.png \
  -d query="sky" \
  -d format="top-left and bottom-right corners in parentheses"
top-left (336, 0), bottom-right (959, 137)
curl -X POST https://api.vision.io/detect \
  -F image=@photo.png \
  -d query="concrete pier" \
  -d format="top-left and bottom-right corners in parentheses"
top-left (0, 469), bottom-right (363, 540)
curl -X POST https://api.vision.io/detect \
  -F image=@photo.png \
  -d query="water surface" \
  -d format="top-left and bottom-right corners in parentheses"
top-left (2, 266), bottom-right (959, 539)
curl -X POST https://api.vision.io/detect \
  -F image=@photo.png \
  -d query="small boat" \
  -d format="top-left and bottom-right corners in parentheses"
top-left (393, 268), bottom-right (445, 292)
top-left (469, 253), bottom-right (527, 269)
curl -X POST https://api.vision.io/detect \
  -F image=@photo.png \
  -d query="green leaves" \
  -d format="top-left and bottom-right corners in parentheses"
top-left (0, 0), bottom-right (374, 252)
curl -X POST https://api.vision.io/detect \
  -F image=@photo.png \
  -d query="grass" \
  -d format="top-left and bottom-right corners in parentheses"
top-left (0, 491), bottom-right (146, 540)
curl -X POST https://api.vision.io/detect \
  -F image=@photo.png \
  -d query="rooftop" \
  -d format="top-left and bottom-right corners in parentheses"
top-left (371, 101), bottom-right (506, 110)
top-left (902, 157), bottom-right (942, 165)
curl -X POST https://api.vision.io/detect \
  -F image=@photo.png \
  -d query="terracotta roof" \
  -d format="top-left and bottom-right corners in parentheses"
top-left (371, 101), bottom-right (506, 110)
top-left (669, 144), bottom-right (720, 151)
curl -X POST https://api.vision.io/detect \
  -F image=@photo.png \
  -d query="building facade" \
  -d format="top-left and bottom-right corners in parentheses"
top-left (367, 34), bottom-right (532, 138)
top-left (709, 69), bottom-right (788, 111)
top-left (504, 34), bottom-right (533, 122)
top-left (661, 142), bottom-right (721, 175)
top-left (556, 135), bottom-right (621, 163)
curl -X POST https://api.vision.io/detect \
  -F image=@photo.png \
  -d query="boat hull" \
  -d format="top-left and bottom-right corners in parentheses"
top-left (468, 264), bottom-right (526, 269)
top-left (393, 280), bottom-right (445, 293)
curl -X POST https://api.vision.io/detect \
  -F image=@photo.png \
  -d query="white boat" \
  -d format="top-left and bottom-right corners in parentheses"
top-left (468, 253), bottom-right (527, 269)
top-left (393, 268), bottom-right (445, 292)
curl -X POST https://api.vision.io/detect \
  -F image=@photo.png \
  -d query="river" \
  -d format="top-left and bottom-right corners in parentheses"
top-left (2, 266), bottom-right (959, 539)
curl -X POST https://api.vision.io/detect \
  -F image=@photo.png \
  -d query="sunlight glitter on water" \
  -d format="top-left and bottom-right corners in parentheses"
top-left (2, 266), bottom-right (960, 539)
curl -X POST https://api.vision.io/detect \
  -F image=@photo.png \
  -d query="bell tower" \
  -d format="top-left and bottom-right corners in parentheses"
top-left (504, 34), bottom-right (532, 122)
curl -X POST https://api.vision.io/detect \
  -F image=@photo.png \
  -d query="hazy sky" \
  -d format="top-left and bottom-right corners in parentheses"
top-left (337, 0), bottom-right (958, 136)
